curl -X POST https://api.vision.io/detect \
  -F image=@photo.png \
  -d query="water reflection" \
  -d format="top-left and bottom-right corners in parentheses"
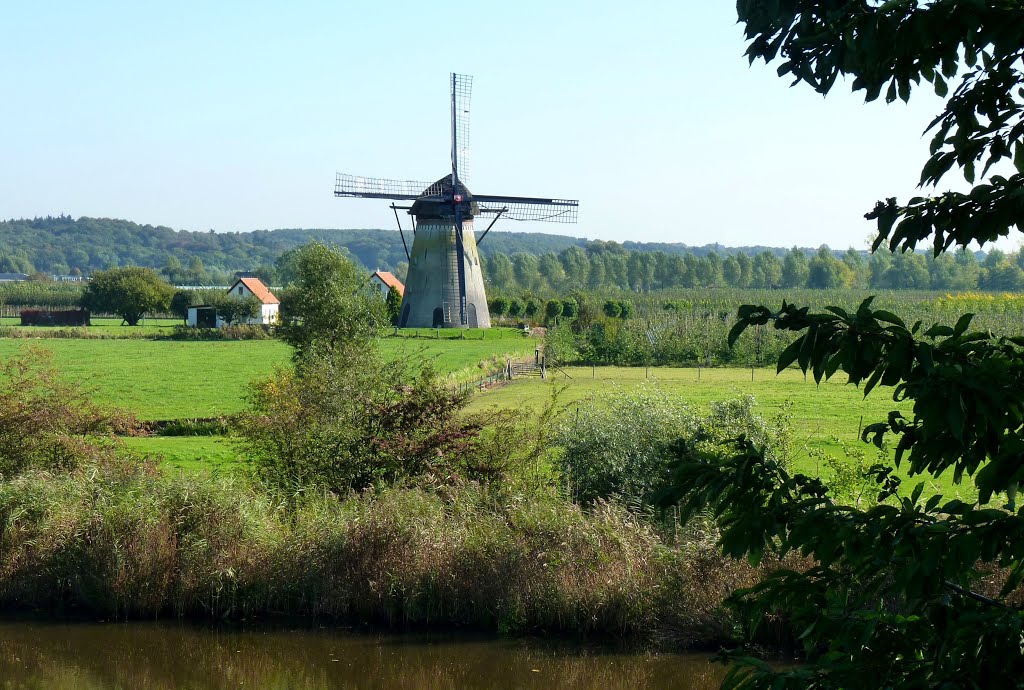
top-left (0, 621), bottom-right (725, 690)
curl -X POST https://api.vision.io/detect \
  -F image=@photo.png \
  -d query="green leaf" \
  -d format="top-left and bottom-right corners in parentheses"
top-left (728, 320), bottom-right (749, 348)
top-left (874, 310), bottom-right (906, 328)
top-left (776, 336), bottom-right (804, 373)
top-left (953, 313), bottom-right (974, 337)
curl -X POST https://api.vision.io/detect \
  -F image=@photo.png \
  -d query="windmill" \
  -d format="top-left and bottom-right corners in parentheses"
top-left (335, 73), bottom-right (579, 328)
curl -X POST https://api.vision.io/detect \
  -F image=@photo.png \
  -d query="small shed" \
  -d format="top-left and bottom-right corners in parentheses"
top-left (186, 305), bottom-right (220, 328)
top-left (225, 277), bottom-right (280, 325)
top-left (369, 271), bottom-right (404, 297)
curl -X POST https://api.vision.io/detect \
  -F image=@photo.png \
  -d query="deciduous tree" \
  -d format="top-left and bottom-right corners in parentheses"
top-left (276, 242), bottom-right (383, 360)
top-left (80, 267), bottom-right (174, 326)
top-left (663, 2), bottom-right (1024, 688)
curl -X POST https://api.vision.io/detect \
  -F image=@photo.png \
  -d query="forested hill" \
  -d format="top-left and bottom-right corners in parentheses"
top-left (0, 216), bottom-right (589, 277)
top-left (0, 215), bottom-right (797, 279)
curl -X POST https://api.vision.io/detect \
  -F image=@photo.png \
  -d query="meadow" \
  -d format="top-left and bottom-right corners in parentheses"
top-left (0, 329), bottom-right (536, 419)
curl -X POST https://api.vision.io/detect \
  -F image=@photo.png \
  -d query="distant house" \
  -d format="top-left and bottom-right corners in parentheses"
top-left (369, 271), bottom-right (404, 298)
top-left (225, 277), bottom-right (280, 325)
top-left (0, 273), bottom-right (29, 283)
top-left (186, 277), bottom-right (280, 328)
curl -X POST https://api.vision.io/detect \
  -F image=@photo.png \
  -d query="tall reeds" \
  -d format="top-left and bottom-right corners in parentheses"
top-left (0, 459), bottom-right (767, 646)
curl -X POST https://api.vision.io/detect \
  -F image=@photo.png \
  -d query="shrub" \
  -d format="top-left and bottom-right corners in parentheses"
top-left (0, 347), bottom-right (138, 476)
top-left (553, 387), bottom-right (792, 507)
top-left (168, 324), bottom-right (270, 340)
top-left (234, 343), bottom-right (483, 494)
top-left (0, 458), bottom-right (784, 643)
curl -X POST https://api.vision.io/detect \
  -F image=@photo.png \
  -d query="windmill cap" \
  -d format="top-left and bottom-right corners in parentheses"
top-left (410, 174), bottom-right (479, 219)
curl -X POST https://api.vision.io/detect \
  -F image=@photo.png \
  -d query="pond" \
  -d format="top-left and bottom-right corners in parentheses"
top-left (0, 621), bottom-right (728, 689)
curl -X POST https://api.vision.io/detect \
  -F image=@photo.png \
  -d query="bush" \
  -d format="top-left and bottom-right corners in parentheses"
top-left (168, 324), bottom-right (270, 340)
top-left (0, 347), bottom-right (138, 476)
top-left (553, 387), bottom-right (792, 507)
top-left (234, 344), bottom-right (483, 494)
top-left (543, 324), bottom-right (580, 365)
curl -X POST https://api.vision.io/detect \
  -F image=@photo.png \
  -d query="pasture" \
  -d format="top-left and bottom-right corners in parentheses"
top-left (0, 331), bottom-right (536, 419)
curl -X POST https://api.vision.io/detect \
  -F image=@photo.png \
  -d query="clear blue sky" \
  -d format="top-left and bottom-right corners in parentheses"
top-left (0, 1), bottom-right (969, 250)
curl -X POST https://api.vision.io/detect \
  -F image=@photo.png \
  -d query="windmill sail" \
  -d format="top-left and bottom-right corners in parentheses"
top-left (451, 73), bottom-right (472, 186)
top-left (334, 174), bottom-right (443, 201)
top-left (474, 195), bottom-right (579, 223)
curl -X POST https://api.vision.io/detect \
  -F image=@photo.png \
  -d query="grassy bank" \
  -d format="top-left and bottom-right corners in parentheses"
top-left (0, 459), bottom-right (772, 646)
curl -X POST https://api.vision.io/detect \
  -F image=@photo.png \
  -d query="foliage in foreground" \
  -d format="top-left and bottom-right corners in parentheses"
top-left (664, 300), bottom-right (1024, 688)
top-left (659, 3), bottom-right (1024, 688)
top-left (0, 347), bottom-right (137, 477)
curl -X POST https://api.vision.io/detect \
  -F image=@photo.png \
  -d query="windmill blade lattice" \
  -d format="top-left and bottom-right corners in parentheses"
top-left (451, 73), bottom-right (472, 185)
top-left (474, 196), bottom-right (579, 223)
top-left (334, 173), bottom-right (442, 200)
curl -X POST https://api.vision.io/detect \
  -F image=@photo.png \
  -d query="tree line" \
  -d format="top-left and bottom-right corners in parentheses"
top-left (11, 215), bottom-right (1022, 295)
top-left (483, 243), bottom-right (1024, 293)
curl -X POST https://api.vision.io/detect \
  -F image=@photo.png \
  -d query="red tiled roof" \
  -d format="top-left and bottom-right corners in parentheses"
top-left (372, 271), bottom-right (405, 296)
top-left (230, 277), bottom-right (280, 305)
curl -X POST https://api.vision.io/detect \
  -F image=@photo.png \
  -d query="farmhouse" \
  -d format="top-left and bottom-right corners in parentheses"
top-left (227, 277), bottom-right (280, 324)
top-left (186, 277), bottom-right (280, 328)
top-left (369, 270), bottom-right (404, 297)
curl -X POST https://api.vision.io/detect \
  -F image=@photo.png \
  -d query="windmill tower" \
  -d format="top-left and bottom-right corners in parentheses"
top-left (335, 73), bottom-right (579, 328)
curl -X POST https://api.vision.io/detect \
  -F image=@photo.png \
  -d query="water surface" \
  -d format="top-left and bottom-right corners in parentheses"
top-left (0, 621), bottom-right (726, 689)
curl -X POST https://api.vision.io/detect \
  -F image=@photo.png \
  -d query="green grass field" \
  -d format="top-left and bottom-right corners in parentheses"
top-left (0, 316), bottom-right (181, 336)
top-left (121, 436), bottom-right (245, 475)
top-left (0, 333), bottom-right (536, 419)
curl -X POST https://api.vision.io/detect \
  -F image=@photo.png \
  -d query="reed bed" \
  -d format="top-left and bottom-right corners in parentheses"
top-left (0, 458), bottom-right (771, 646)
